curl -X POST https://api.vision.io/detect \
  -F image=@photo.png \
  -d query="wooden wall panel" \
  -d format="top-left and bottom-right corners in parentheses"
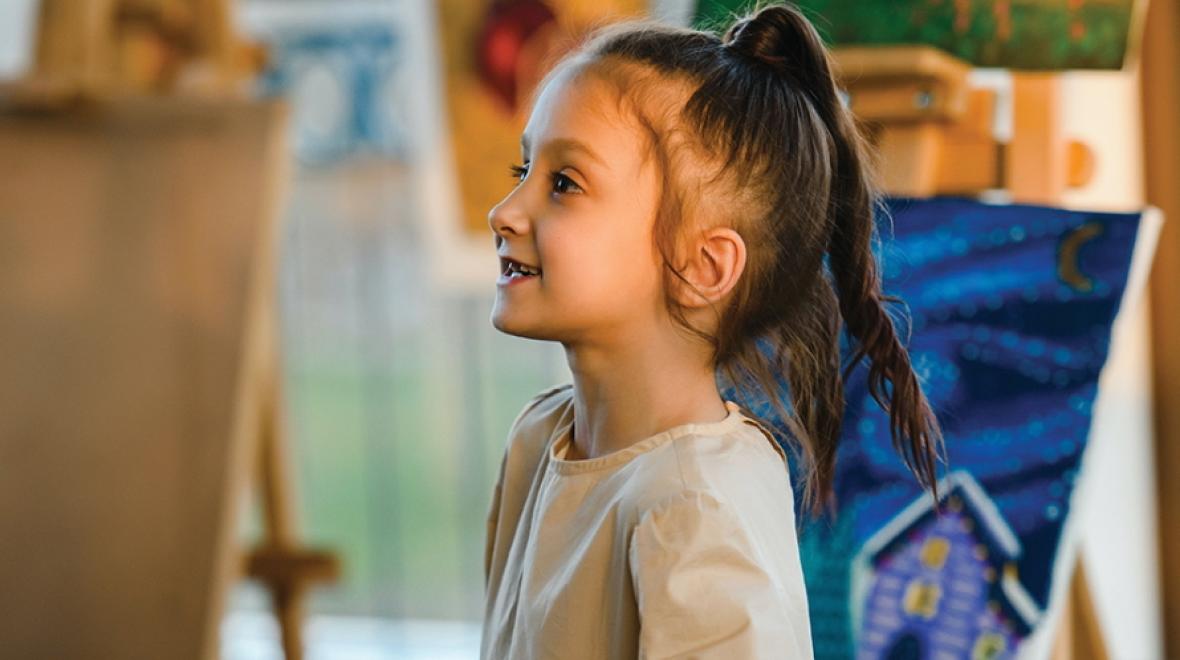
top-left (1141, 0), bottom-right (1180, 657)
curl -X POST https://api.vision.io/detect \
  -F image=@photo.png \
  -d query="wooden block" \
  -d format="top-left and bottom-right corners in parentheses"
top-left (877, 122), bottom-right (944, 197)
top-left (1008, 73), bottom-right (1066, 204)
top-left (32, 0), bottom-right (243, 95)
top-left (833, 45), bottom-right (1000, 197)
top-left (832, 45), bottom-right (972, 123)
top-left (833, 45), bottom-right (972, 89)
top-left (936, 88), bottom-right (1001, 193)
top-left (1067, 140), bottom-right (1096, 189)
top-left (842, 79), bottom-right (966, 124)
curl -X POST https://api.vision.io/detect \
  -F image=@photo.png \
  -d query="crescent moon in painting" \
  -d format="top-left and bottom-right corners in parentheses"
top-left (1057, 221), bottom-right (1104, 293)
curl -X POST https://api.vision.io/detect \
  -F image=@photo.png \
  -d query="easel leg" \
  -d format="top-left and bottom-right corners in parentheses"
top-left (246, 320), bottom-right (339, 660)
top-left (258, 356), bottom-right (303, 660)
top-left (1051, 550), bottom-right (1108, 660)
top-left (259, 345), bottom-right (297, 548)
top-left (274, 581), bottom-right (307, 660)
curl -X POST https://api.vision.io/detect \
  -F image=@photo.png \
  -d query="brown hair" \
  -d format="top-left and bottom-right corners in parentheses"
top-left (535, 1), bottom-right (946, 518)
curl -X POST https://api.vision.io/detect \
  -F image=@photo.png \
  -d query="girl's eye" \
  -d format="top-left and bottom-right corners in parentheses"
top-left (508, 162), bottom-right (582, 196)
top-left (551, 172), bottom-right (581, 195)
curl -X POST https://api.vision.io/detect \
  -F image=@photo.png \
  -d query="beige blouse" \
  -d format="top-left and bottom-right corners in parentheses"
top-left (481, 382), bottom-right (814, 659)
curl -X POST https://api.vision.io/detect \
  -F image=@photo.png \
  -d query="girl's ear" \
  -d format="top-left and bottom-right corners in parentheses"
top-left (671, 227), bottom-right (746, 308)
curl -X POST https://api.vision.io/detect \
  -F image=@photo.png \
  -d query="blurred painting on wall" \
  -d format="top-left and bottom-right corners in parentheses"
top-left (242, 4), bottom-right (410, 165)
top-left (437, 0), bottom-right (649, 238)
top-left (695, 0), bottom-right (1146, 70)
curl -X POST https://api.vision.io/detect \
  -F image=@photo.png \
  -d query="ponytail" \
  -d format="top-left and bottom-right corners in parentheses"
top-left (723, 2), bottom-right (947, 511)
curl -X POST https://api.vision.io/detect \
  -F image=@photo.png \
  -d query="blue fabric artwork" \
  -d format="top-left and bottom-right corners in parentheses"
top-left (253, 23), bottom-right (408, 165)
top-left (718, 196), bottom-right (1148, 659)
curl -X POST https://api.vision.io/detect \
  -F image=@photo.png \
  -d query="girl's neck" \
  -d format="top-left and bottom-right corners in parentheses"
top-left (562, 330), bottom-right (726, 461)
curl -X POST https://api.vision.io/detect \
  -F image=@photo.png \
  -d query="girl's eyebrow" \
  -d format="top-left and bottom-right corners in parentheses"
top-left (520, 135), bottom-right (605, 168)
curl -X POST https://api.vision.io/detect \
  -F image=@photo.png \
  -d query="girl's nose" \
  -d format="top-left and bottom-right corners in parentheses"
top-left (488, 197), bottom-right (529, 241)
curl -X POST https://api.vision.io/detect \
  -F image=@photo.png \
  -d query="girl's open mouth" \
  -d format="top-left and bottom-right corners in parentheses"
top-left (498, 257), bottom-right (542, 287)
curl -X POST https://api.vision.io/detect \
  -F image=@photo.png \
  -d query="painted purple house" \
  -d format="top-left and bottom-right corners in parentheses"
top-left (851, 471), bottom-right (1042, 659)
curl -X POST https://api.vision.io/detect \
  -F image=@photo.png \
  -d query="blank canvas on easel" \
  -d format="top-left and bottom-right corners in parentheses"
top-left (0, 95), bottom-right (288, 660)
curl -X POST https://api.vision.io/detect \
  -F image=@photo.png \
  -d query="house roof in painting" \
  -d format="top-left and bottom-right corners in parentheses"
top-left (849, 470), bottom-right (1042, 636)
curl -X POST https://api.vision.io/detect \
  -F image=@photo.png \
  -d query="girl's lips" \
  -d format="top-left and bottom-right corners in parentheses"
top-left (497, 254), bottom-right (542, 287)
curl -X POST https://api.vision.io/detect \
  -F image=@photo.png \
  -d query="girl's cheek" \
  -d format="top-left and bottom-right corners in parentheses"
top-left (536, 228), bottom-right (578, 269)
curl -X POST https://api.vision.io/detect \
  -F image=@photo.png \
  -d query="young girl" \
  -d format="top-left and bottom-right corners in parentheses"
top-left (482, 2), bottom-right (945, 657)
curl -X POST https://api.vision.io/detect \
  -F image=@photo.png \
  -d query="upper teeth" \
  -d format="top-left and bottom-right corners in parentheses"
top-left (509, 262), bottom-right (540, 276)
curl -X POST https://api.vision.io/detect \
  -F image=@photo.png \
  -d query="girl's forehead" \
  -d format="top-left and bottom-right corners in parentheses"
top-left (526, 59), bottom-right (696, 151)
top-left (523, 70), bottom-right (630, 146)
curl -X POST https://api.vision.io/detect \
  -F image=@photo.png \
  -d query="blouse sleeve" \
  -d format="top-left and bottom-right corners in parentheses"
top-left (628, 489), bottom-right (810, 659)
top-left (484, 449), bottom-right (507, 590)
top-left (484, 385), bottom-right (562, 589)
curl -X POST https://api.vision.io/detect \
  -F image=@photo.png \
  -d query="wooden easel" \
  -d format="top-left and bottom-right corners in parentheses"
top-left (243, 304), bottom-right (341, 660)
top-left (830, 44), bottom-right (1108, 659)
top-left (21, 2), bottom-right (341, 659)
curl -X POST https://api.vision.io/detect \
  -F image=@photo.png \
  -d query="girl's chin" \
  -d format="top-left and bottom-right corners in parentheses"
top-left (490, 313), bottom-right (564, 341)
top-left (491, 312), bottom-right (535, 336)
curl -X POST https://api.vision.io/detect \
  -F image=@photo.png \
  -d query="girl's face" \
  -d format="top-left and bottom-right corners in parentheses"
top-left (488, 67), bottom-right (665, 345)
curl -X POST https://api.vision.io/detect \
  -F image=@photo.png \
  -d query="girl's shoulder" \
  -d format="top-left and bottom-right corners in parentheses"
top-left (500, 382), bottom-right (574, 463)
top-left (507, 382), bottom-right (573, 439)
top-left (620, 411), bottom-right (795, 525)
